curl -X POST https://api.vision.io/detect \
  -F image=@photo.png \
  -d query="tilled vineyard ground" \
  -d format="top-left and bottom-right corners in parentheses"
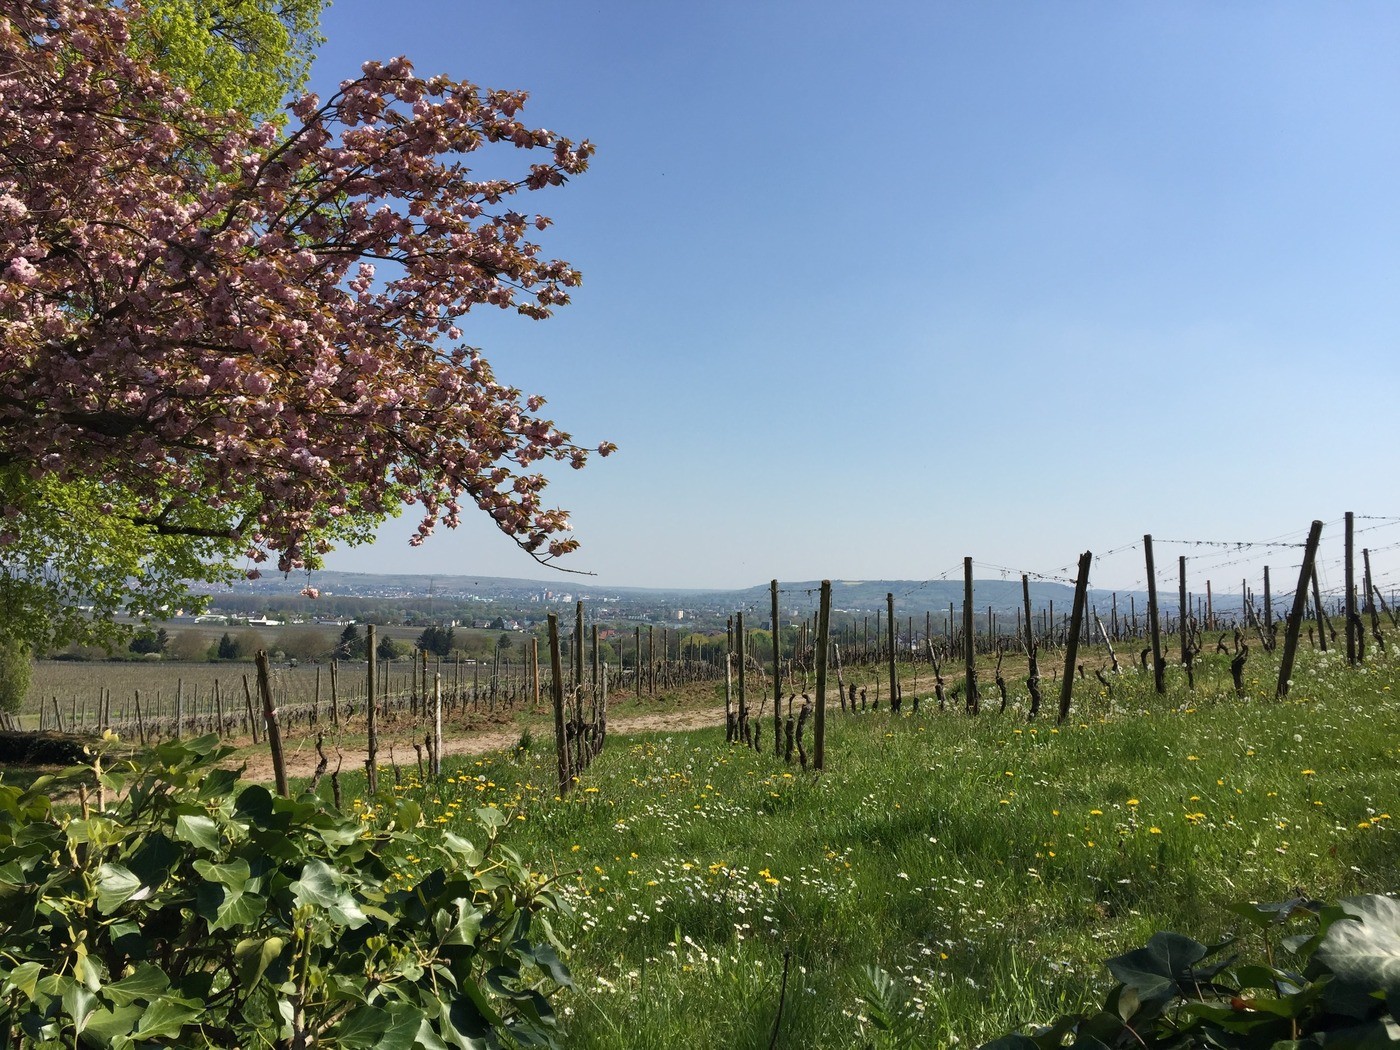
top-left (235, 703), bottom-right (727, 782)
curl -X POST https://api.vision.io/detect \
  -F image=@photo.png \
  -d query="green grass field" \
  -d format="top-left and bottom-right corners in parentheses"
top-left (306, 635), bottom-right (1400, 1048)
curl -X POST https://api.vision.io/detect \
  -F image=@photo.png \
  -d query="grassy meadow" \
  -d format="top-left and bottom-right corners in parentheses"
top-left (308, 637), bottom-right (1400, 1048)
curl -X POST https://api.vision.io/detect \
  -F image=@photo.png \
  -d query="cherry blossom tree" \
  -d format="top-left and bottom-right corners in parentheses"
top-left (0, 0), bottom-right (610, 649)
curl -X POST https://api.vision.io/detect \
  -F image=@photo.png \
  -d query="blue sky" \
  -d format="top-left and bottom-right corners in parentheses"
top-left (309, 2), bottom-right (1400, 597)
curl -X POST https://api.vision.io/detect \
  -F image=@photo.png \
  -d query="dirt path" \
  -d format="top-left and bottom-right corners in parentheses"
top-left (237, 704), bottom-right (727, 783)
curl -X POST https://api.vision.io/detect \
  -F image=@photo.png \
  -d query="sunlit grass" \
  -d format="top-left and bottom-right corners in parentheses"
top-left (337, 639), bottom-right (1400, 1048)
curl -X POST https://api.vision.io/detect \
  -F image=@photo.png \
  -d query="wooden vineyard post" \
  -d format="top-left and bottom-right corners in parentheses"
top-left (736, 612), bottom-right (748, 747)
top-left (963, 559), bottom-right (977, 713)
top-left (133, 690), bottom-right (146, 745)
top-left (242, 674), bottom-right (260, 744)
top-left (573, 636), bottom-right (586, 776)
top-left (1092, 606), bottom-right (1119, 675)
top-left (1278, 520), bottom-right (1325, 699)
top-left (1364, 548), bottom-right (1388, 646)
top-left (771, 580), bottom-right (782, 761)
top-left (254, 651), bottom-right (289, 798)
top-left (1377, 582), bottom-right (1400, 628)
top-left (174, 678), bottom-right (183, 740)
top-left (1057, 551), bottom-right (1092, 724)
top-left (1263, 566), bottom-right (1274, 646)
top-left (1021, 575), bottom-right (1033, 651)
top-left (574, 601), bottom-right (585, 694)
top-left (834, 642), bottom-right (846, 712)
top-left (815, 580), bottom-right (831, 770)
top-left (432, 673), bottom-right (442, 777)
top-left (1144, 535), bottom-right (1165, 694)
top-left (532, 636), bottom-right (541, 709)
top-left (648, 625), bottom-right (656, 696)
top-left (886, 592), bottom-right (898, 713)
top-left (548, 613), bottom-right (569, 795)
top-left (1345, 510), bottom-right (1357, 664)
top-left (329, 660), bottom-right (340, 728)
top-left (1311, 565), bottom-right (1329, 652)
top-left (591, 624), bottom-right (601, 720)
top-left (634, 627), bottom-right (642, 697)
top-left (724, 617), bottom-right (734, 741)
top-left (366, 625), bottom-right (379, 795)
top-left (1178, 556), bottom-right (1190, 668)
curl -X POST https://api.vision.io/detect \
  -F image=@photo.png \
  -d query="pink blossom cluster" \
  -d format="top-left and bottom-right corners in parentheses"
top-left (0, 0), bottom-right (614, 570)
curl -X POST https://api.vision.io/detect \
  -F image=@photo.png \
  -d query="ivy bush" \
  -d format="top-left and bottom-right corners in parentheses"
top-left (982, 895), bottom-right (1400, 1049)
top-left (0, 735), bottom-right (571, 1048)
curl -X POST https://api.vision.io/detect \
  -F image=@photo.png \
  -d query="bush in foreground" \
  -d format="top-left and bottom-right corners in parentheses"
top-left (0, 736), bottom-right (571, 1047)
top-left (980, 894), bottom-right (1400, 1049)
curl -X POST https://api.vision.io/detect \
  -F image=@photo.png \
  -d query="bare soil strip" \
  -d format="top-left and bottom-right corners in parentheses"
top-left (236, 704), bottom-right (725, 783)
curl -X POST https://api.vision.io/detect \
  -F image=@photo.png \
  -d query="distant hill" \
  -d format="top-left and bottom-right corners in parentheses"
top-left (204, 571), bottom-right (1204, 621)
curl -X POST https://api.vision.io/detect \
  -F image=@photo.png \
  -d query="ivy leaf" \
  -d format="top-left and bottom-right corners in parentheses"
top-left (434, 899), bottom-right (483, 947)
top-left (96, 863), bottom-right (145, 914)
top-left (393, 799), bottom-right (422, 830)
top-left (212, 890), bottom-right (267, 932)
top-left (235, 785), bottom-right (275, 824)
top-left (292, 858), bottom-right (340, 908)
top-left (1106, 931), bottom-right (1210, 1006)
top-left (81, 1002), bottom-right (144, 1042)
top-left (292, 859), bottom-right (366, 929)
top-left (125, 831), bottom-right (182, 891)
top-left (527, 942), bottom-right (572, 989)
top-left (380, 1002), bottom-right (428, 1050)
top-left (196, 768), bottom-right (241, 801)
top-left (440, 833), bottom-right (483, 867)
top-left (1227, 898), bottom-right (1322, 929)
top-left (174, 814), bottom-right (221, 853)
top-left (5, 962), bottom-right (42, 1001)
top-left (335, 1004), bottom-right (390, 1048)
top-left (193, 857), bottom-right (251, 892)
top-left (234, 936), bottom-right (286, 989)
top-left (61, 982), bottom-right (96, 1035)
top-left (134, 998), bottom-right (203, 1039)
top-left (475, 807), bottom-right (507, 830)
top-left (102, 965), bottom-right (170, 1006)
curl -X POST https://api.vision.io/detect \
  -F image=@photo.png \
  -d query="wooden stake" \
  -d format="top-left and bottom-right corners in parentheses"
top-left (771, 580), bottom-right (782, 761)
top-left (255, 651), bottom-right (289, 798)
top-left (1057, 551), bottom-right (1092, 724)
top-left (1345, 510), bottom-right (1357, 664)
top-left (330, 660), bottom-right (339, 727)
top-left (1178, 556), bottom-right (1190, 668)
top-left (1144, 535), bottom-right (1165, 694)
top-left (724, 616), bottom-right (734, 740)
top-left (366, 624), bottom-right (378, 795)
top-left (1263, 566), bottom-right (1274, 647)
top-left (548, 613), bottom-right (568, 795)
top-left (815, 580), bottom-right (831, 770)
top-left (736, 611), bottom-right (749, 749)
top-left (432, 673), bottom-right (442, 777)
top-left (1278, 521), bottom-right (1325, 699)
top-left (242, 674), bottom-right (259, 744)
top-left (887, 592), bottom-right (899, 714)
top-left (963, 559), bottom-right (977, 712)
top-left (1311, 565), bottom-right (1329, 652)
